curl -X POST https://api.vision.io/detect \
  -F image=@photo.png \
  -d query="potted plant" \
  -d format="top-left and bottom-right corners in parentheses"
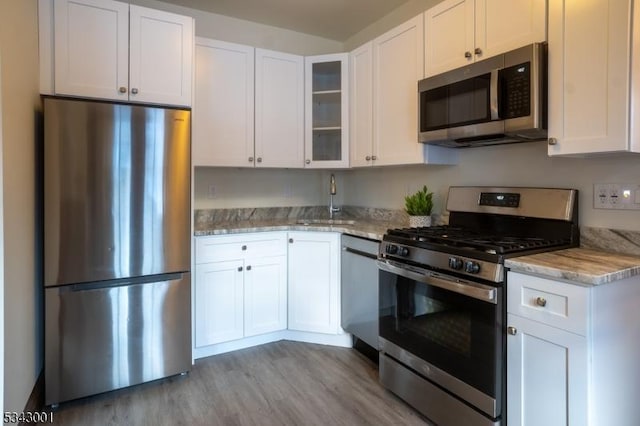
top-left (404, 185), bottom-right (434, 227)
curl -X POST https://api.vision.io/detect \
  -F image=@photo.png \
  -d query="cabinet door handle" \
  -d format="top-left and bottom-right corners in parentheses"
top-left (257, 157), bottom-right (262, 163)
top-left (289, 238), bottom-right (294, 243)
top-left (535, 297), bottom-right (547, 307)
top-left (365, 156), bottom-right (371, 161)
top-left (507, 326), bottom-right (517, 335)
top-left (118, 86), bottom-right (127, 94)
top-left (371, 155), bottom-right (377, 160)
top-left (241, 245), bottom-right (247, 251)
top-left (131, 88), bottom-right (139, 95)
top-left (237, 266), bottom-right (243, 272)
top-left (248, 157), bottom-right (254, 162)
top-left (305, 159), bottom-right (311, 164)
top-left (474, 47), bottom-right (482, 55)
top-left (548, 137), bottom-right (558, 146)
top-left (246, 265), bottom-right (251, 271)
top-left (464, 51), bottom-right (472, 59)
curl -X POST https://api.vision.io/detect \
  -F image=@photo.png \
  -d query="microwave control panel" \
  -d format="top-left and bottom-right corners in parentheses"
top-left (500, 62), bottom-right (531, 119)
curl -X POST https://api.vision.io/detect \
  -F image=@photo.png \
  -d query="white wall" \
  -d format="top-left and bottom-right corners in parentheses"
top-left (343, 142), bottom-right (640, 230)
top-left (194, 167), bottom-right (344, 209)
top-left (132, 0), bottom-right (343, 55)
top-left (0, 0), bottom-right (41, 412)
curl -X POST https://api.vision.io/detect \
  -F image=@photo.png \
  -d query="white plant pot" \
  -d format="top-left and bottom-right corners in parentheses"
top-left (409, 215), bottom-right (432, 228)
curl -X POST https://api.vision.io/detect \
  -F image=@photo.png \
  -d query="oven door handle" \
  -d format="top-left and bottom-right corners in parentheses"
top-left (377, 260), bottom-right (497, 304)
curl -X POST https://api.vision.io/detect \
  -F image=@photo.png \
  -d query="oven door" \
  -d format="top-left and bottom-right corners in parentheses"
top-left (378, 260), bottom-right (504, 418)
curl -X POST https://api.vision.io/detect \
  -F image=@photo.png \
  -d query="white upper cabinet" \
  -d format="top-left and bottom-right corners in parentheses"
top-left (49, 0), bottom-right (193, 106)
top-left (373, 15), bottom-right (424, 166)
top-left (349, 42), bottom-right (374, 168)
top-left (304, 54), bottom-right (349, 168)
top-left (255, 48), bottom-right (305, 168)
top-left (128, 5), bottom-right (193, 106)
top-left (193, 38), bottom-right (255, 167)
top-left (424, 0), bottom-right (546, 77)
top-left (349, 16), bottom-right (457, 167)
top-left (548, 0), bottom-right (640, 155)
top-left (53, 0), bottom-right (129, 101)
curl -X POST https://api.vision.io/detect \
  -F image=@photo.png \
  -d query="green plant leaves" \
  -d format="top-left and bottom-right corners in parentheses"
top-left (404, 185), bottom-right (434, 216)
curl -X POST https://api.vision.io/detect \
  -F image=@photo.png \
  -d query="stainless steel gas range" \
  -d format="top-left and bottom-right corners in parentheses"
top-left (377, 186), bottom-right (579, 426)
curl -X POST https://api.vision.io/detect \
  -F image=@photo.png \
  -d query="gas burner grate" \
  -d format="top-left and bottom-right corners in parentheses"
top-left (386, 226), bottom-right (571, 255)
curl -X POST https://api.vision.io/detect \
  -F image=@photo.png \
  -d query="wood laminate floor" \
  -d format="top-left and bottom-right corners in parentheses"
top-left (43, 341), bottom-right (431, 425)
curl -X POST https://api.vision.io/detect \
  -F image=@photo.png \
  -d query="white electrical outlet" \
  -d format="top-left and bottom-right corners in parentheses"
top-left (593, 183), bottom-right (640, 210)
top-left (207, 184), bottom-right (216, 199)
top-left (283, 183), bottom-right (294, 198)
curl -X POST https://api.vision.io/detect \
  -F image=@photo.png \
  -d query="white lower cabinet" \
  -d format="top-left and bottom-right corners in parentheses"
top-left (194, 231), bottom-right (349, 358)
top-left (507, 313), bottom-right (587, 426)
top-left (507, 271), bottom-right (640, 426)
top-left (195, 259), bottom-right (244, 347)
top-left (243, 255), bottom-right (287, 337)
top-left (194, 233), bottom-right (287, 348)
top-left (287, 232), bottom-right (340, 334)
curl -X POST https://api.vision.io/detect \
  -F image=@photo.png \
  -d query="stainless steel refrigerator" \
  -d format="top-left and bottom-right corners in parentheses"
top-left (43, 97), bottom-right (192, 406)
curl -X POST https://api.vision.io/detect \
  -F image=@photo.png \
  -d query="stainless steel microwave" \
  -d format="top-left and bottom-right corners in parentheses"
top-left (418, 43), bottom-right (547, 148)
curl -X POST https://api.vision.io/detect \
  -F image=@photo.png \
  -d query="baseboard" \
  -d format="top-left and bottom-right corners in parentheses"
top-left (193, 330), bottom-right (353, 360)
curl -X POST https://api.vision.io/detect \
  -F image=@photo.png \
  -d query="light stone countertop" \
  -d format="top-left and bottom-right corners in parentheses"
top-left (505, 248), bottom-right (640, 286)
top-left (193, 218), bottom-right (399, 242)
top-left (193, 206), bottom-right (412, 241)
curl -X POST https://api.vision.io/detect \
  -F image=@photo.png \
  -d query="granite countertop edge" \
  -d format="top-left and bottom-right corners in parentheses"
top-left (505, 248), bottom-right (640, 286)
top-left (193, 219), bottom-right (395, 241)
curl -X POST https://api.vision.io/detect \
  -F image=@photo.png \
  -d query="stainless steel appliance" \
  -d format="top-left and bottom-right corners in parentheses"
top-left (341, 235), bottom-right (379, 350)
top-left (378, 186), bottom-right (579, 426)
top-left (419, 43), bottom-right (547, 147)
top-left (43, 97), bottom-right (192, 407)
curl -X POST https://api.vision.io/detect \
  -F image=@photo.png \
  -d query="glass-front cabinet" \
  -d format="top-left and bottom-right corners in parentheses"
top-left (304, 54), bottom-right (349, 168)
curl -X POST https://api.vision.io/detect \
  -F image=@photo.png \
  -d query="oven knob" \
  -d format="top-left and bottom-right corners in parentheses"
top-left (464, 261), bottom-right (481, 274)
top-left (448, 257), bottom-right (463, 270)
top-left (398, 247), bottom-right (410, 257)
top-left (385, 244), bottom-right (398, 255)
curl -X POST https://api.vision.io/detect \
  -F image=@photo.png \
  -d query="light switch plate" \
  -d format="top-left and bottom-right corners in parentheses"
top-left (593, 183), bottom-right (640, 210)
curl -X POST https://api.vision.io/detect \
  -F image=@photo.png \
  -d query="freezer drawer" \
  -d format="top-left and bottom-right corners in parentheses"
top-left (45, 273), bottom-right (191, 406)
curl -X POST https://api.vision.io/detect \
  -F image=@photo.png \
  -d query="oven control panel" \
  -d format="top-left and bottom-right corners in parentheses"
top-left (379, 241), bottom-right (503, 282)
top-left (385, 244), bottom-right (409, 257)
top-left (448, 257), bottom-right (481, 274)
top-left (479, 192), bottom-right (520, 208)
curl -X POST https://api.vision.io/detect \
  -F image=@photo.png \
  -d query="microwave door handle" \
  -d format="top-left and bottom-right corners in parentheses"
top-left (490, 69), bottom-right (500, 120)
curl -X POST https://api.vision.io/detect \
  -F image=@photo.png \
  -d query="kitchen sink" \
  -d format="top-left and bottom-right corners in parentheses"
top-left (295, 219), bottom-right (356, 226)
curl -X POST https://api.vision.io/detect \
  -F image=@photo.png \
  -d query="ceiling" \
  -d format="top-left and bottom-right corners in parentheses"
top-left (159, 0), bottom-right (413, 41)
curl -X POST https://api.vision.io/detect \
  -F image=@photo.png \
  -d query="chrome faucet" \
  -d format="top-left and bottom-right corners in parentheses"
top-left (329, 174), bottom-right (341, 219)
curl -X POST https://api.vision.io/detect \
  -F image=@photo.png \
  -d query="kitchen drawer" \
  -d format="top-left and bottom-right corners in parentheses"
top-left (507, 272), bottom-right (589, 336)
top-left (195, 232), bottom-right (287, 264)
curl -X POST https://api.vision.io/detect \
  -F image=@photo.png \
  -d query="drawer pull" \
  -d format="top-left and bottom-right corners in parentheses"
top-left (507, 326), bottom-right (517, 335)
top-left (237, 266), bottom-right (243, 272)
top-left (241, 245), bottom-right (247, 251)
top-left (535, 297), bottom-right (547, 307)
